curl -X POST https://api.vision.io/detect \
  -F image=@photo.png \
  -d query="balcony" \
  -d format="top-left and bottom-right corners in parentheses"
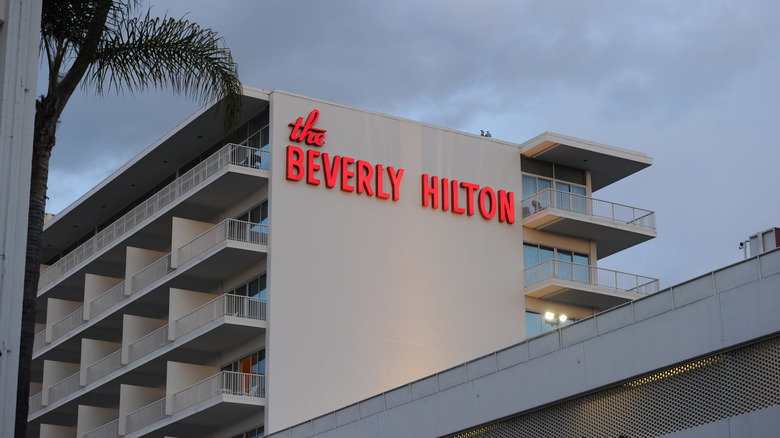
top-left (83, 419), bottom-right (118, 438)
top-left (28, 294), bottom-right (266, 423)
top-left (524, 259), bottom-right (659, 309)
top-left (521, 189), bottom-right (656, 258)
top-left (125, 372), bottom-right (265, 438)
top-left (33, 220), bottom-right (266, 360)
top-left (38, 144), bottom-right (269, 296)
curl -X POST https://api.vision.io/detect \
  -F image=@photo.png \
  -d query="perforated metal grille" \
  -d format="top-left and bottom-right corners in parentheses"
top-left (449, 336), bottom-right (780, 438)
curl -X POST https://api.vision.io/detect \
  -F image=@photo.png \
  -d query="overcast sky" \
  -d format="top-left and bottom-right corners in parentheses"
top-left (42, 0), bottom-right (780, 288)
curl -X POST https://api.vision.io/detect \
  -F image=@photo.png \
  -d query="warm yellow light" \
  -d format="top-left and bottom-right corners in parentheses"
top-left (544, 312), bottom-right (555, 322)
top-left (559, 314), bottom-right (568, 323)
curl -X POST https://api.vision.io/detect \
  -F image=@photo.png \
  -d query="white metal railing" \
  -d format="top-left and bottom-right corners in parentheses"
top-left (38, 143), bottom-right (267, 291)
top-left (177, 219), bottom-right (267, 267)
top-left (83, 418), bottom-right (119, 438)
top-left (48, 370), bottom-right (81, 404)
top-left (33, 330), bottom-right (47, 353)
top-left (50, 306), bottom-right (85, 343)
top-left (28, 391), bottom-right (43, 414)
top-left (176, 295), bottom-right (266, 339)
top-left (128, 325), bottom-right (171, 364)
top-left (521, 188), bottom-right (656, 230)
top-left (89, 281), bottom-right (127, 318)
top-left (231, 141), bottom-right (269, 171)
top-left (130, 254), bottom-right (174, 294)
top-left (172, 371), bottom-right (265, 413)
top-left (524, 259), bottom-right (659, 295)
top-left (126, 397), bottom-right (167, 434)
top-left (86, 349), bottom-right (123, 384)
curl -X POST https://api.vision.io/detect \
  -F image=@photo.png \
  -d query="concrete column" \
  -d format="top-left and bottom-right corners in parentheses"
top-left (0, 0), bottom-right (41, 434)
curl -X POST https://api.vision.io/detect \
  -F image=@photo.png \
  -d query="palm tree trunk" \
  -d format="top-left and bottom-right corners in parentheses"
top-left (15, 98), bottom-right (57, 438)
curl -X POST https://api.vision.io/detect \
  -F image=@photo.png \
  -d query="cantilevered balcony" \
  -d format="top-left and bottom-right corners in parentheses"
top-left (28, 294), bottom-right (266, 422)
top-left (38, 144), bottom-right (269, 296)
top-left (125, 372), bottom-right (265, 438)
top-left (524, 259), bottom-right (659, 309)
top-left (33, 220), bottom-right (266, 359)
top-left (521, 189), bottom-right (656, 258)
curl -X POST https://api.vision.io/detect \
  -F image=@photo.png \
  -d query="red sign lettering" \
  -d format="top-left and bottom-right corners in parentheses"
top-left (289, 109), bottom-right (326, 146)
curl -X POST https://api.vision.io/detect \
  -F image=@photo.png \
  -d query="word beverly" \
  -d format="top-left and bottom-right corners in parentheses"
top-left (285, 110), bottom-right (515, 224)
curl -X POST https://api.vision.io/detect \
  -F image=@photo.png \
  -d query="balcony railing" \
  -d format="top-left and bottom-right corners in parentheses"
top-left (83, 418), bottom-right (119, 438)
top-left (28, 391), bottom-right (43, 414)
top-left (33, 330), bottom-right (46, 354)
top-left (128, 325), bottom-right (171, 364)
top-left (50, 306), bottom-right (85, 343)
top-left (49, 370), bottom-right (81, 404)
top-left (130, 254), bottom-right (174, 295)
top-left (126, 397), bottom-right (167, 434)
top-left (172, 371), bottom-right (265, 413)
top-left (177, 219), bottom-right (267, 267)
top-left (38, 143), bottom-right (267, 292)
top-left (90, 281), bottom-right (127, 319)
top-left (521, 189), bottom-right (656, 230)
top-left (86, 349), bottom-right (123, 385)
top-left (176, 295), bottom-right (266, 339)
top-left (525, 259), bottom-right (659, 295)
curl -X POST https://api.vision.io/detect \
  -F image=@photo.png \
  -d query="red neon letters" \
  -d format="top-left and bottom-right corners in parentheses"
top-left (287, 145), bottom-right (404, 201)
top-left (287, 109), bottom-right (515, 224)
top-left (421, 174), bottom-right (515, 223)
top-left (289, 109), bottom-right (326, 146)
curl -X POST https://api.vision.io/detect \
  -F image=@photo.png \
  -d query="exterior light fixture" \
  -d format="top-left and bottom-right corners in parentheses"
top-left (544, 312), bottom-right (568, 328)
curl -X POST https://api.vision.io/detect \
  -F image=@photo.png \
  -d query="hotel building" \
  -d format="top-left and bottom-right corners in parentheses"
top-left (26, 87), bottom-right (659, 437)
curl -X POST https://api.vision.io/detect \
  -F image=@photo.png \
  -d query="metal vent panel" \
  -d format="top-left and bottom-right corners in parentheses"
top-left (450, 336), bottom-right (780, 438)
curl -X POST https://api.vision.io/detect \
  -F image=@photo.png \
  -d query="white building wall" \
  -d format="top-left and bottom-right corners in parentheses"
top-left (266, 91), bottom-right (526, 431)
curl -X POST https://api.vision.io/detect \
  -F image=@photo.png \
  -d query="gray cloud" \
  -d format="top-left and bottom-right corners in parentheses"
top-left (44, 0), bottom-right (780, 288)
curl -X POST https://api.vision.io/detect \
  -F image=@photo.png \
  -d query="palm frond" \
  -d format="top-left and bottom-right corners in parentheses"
top-left (86, 10), bottom-right (243, 130)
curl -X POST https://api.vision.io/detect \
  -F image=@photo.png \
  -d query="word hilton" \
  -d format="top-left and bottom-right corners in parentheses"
top-left (286, 109), bottom-right (515, 224)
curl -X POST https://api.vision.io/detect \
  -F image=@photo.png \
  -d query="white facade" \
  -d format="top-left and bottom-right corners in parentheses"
top-left (26, 87), bottom-right (657, 437)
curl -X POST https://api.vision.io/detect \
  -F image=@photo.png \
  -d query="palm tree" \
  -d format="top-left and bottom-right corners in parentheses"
top-left (16, 1), bottom-right (242, 435)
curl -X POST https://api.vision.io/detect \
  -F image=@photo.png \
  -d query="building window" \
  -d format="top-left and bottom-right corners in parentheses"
top-left (522, 174), bottom-right (587, 213)
top-left (237, 200), bottom-right (268, 226)
top-left (232, 425), bottom-right (265, 438)
top-left (223, 349), bottom-right (265, 375)
top-left (228, 274), bottom-right (267, 300)
top-left (523, 243), bottom-right (590, 285)
top-left (526, 310), bottom-right (575, 337)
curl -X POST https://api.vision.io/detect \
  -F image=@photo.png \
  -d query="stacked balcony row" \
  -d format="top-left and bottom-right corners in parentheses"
top-left (39, 144), bottom-right (269, 296)
top-left (34, 364), bottom-right (264, 438)
top-left (520, 188), bottom-right (658, 309)
top-left (29, 215), bottom-right (268, 437)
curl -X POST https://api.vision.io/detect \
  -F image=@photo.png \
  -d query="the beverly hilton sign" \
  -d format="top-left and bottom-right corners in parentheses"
top-left (286, 109), bottom-right (515, 223)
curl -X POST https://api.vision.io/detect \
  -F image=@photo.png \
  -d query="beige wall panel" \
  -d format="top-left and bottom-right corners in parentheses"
top-left (171, 217), bottom-right (215, 267)
top-left (118, 384), bottom-right (165, 435)
top-left (83, 274), bottom-right (123, 319)
top-left (266, 91), bottom-right (525, 431)
top-left (76, 405), bottom-right (117, 438)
